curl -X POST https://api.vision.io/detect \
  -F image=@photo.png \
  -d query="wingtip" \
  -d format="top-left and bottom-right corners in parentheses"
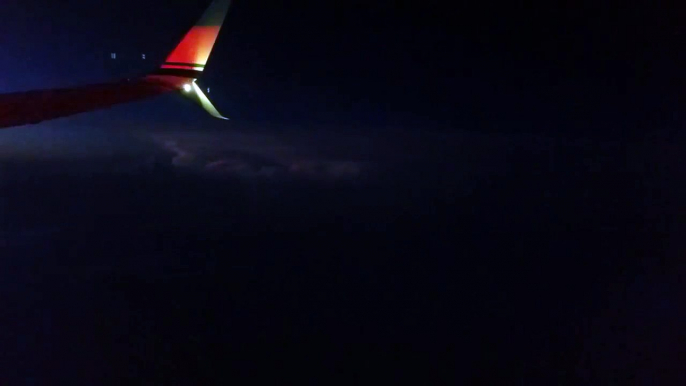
top-left (188, 81), bottom-right (229, 121)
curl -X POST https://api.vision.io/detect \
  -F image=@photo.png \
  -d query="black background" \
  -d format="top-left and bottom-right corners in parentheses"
top-left (0, 0), bottom-right (685, 383)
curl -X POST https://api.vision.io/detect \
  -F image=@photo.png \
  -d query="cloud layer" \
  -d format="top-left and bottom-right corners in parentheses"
top-left (150, 128), bottom-right (367, 181)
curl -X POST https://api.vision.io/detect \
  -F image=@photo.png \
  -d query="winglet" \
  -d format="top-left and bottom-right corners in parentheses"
top-left (156, 0), bottom-right (231, 78)
top-left (147, 0), bottom-right (232, 119)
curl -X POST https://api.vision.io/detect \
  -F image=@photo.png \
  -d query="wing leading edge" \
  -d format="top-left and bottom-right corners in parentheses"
top-left (0, 0), bottom-right (231, 130)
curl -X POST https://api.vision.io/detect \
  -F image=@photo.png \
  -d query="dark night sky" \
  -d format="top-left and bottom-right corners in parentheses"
top-left (1, 0), bottom-right (686, 135)
top-left (1, 1), bottom-right (686, 384)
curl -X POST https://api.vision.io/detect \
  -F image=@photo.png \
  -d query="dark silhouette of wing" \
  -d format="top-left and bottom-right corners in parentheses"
top-left (0, 79), bottom-right (173, 129)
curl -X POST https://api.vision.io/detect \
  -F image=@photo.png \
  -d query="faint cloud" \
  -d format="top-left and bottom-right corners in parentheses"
top-left (150, 130), bottom-right (366, 181)
top-left (288, 160), bottom-right (362, 179)
top-left (204, 158), bottom-right (284, 178)
top-left (162, 140), bottom-right (195, 166)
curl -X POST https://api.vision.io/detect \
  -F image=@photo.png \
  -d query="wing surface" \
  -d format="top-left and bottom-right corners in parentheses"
top-left (0, 79), bottom-right (173, 129)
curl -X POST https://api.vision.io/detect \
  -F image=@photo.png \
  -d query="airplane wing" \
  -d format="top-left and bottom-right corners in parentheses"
top-left (0, 0), bottom-right (231, 130)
